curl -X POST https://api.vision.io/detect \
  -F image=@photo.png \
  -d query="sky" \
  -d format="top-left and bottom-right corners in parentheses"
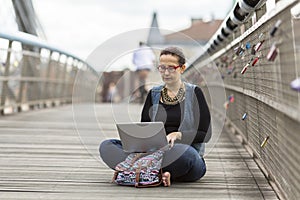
top-left (1, 0), bottom-right (234, 71)
top-left (32, 1), bottom-right (233, 54)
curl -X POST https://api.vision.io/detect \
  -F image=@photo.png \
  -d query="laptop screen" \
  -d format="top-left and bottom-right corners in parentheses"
top-left (116, 122), bottom-right (168, 153)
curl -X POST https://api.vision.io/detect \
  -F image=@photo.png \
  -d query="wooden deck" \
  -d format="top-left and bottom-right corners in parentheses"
top-left (0, 103), bottom-right (278, 200)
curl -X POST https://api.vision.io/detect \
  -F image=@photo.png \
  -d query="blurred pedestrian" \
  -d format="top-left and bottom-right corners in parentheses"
top-left (106, 82), bottom-right (120, 103)
top-left (132, 41), bottom-right (155, 103)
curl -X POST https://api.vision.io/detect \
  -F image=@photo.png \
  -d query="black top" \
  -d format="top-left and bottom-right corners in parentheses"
top-left (141, 86), bottom-right (211, 144)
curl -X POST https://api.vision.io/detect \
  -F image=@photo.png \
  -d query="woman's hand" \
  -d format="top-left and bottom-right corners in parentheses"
top-left (166, 132), bottom-right (182, 148)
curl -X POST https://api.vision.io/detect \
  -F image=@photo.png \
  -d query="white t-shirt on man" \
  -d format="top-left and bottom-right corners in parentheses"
top-left (133, 46), bottom-right (155, 71)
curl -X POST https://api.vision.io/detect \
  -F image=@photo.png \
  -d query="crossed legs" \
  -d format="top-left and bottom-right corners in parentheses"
top-left (99, 139), bottom-right (206, 187)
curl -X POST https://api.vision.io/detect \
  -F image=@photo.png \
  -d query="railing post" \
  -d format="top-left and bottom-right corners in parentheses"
top-left (1, 40), bottom-right (13, 110)
top-left (70, 60), bottom-right (78, 102)
top-left (36, 48), bottom-right (44, 108)
top-left (52, 53), bottom-right (61, 106)
top-left (32, 50), bottom-right (41, 107)
top-left (43, 51), bottom-right (53, 106)
top-left (17, 47), bottom-right (26, 109)
top-left (61, 56), bottom-right (70, 102)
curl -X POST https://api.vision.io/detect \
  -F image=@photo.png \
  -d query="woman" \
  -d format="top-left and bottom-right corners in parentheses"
top-left (100, 46), bottom-right (211, 187)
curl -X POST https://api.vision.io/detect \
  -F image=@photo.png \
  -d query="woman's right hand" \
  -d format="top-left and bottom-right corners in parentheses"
top-left (166, 132), bottom-right (182, 148)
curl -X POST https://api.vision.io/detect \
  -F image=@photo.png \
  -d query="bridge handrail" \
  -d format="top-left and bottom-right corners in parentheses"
top-left (0, 30), bottom-right (99, 113)
top-left (0, 30), bottom-right (97, 75)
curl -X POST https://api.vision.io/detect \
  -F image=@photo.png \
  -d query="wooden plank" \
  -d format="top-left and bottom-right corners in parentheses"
top-left (0, 104), bottom-right (278, 200)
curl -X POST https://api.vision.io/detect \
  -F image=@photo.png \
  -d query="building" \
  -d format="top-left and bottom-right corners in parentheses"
top-left (147, 12), bottom-right (223, 63)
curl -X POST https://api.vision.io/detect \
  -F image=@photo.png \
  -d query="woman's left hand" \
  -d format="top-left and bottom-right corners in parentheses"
top-left (166, 132), bottom-right (182, 148)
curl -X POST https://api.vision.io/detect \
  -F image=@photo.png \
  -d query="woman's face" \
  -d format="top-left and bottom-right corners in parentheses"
top-left (159, 54), bottom-right (185, 85)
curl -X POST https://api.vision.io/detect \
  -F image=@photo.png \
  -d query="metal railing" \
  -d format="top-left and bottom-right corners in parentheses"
top-left (0, 31), bottom-right (98, 114)
top-left (184, 0), bottom-right (300, 199)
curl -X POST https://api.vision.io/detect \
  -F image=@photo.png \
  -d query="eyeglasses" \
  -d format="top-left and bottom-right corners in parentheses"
top-left (157, 65), bottom-right (181, 73)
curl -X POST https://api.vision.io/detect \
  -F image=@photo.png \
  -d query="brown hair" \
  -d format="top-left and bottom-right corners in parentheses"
top-left (160, 46), bottom-right (185, 66)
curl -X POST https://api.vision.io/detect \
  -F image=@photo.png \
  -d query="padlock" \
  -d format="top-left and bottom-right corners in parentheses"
top-left (251, 46), bottom-right (256, 55)
top-left (267, 43), bottom-right (278, 61)
top-left (227, 66), bottom-right (235, 74)
top-left (228, 94), bottom-right (234, 103)
top-left (224, 101), bottom-right (230, 110)
top-left (252, 56), bottom-right (260, 66)
top-left (270, 19), bottom-right (282, 37)
top-left (235, 46), bottom-right (245, 56)
top-left (245, 42), bottom-right (251, 50)
top-left (254, 40), bottom-right (264, 52)
top-left (261, 136), bottom-right (270, 148)
top-left (241, 63), bottom-right (250, 74)
top-left (290, 77), bottom-right (300, 92)
top-left (258, 33), bottom-right (265, 40)
top-left (242, 113), bottom-right (247, 120)
top-left (233, 72), bottom-right (238, 79)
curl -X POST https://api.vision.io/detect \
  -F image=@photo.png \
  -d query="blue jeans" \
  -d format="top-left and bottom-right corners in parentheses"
top-left (99, 139), bottom-right (206, 182)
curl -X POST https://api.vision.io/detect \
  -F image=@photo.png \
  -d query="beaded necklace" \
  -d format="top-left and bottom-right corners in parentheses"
top-left (161, 83), bottom-right (185, 105)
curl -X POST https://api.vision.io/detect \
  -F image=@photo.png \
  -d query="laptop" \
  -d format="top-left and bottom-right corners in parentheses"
top-left (116, 122), bottom-right (168, 153)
